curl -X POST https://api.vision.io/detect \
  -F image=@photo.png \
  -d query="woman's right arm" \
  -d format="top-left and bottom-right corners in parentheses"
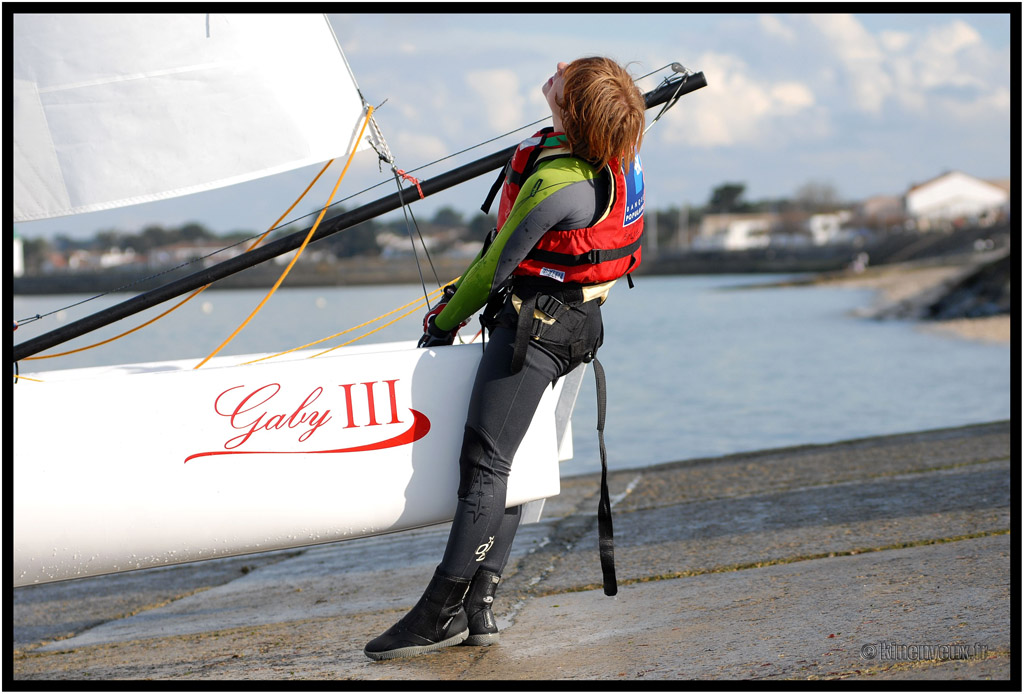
top-left (434, 159), bottom-right (601, 332)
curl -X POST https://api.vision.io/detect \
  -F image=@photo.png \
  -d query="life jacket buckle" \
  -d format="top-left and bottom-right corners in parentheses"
top-left (535, 294), bottom-right (565, 321)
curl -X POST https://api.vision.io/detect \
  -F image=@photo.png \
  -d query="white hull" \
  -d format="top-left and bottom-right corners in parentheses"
top-left (14, 341), bottom-right (583, 587)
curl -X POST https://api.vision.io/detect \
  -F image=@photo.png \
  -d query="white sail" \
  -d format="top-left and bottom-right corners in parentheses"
top-left (13, 13), bottom-right (370, 222)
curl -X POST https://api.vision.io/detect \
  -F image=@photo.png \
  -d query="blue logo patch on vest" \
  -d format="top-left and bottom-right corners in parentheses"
top-left (622, 155), bottom-right (644, 227)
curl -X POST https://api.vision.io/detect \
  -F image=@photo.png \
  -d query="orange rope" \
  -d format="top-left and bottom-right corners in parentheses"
top-left (20, 159), bottom-right (338, 363)
top-left (21, 288), bottom-right (207, 361)
top-left (309, 303), bottom-right (426, 358)
top-left (193, 106), bottom-right (375, 369)
top-left (236, 282), bottom-right (452, 365)
top-left (395, 169), bottom-right (425, 199)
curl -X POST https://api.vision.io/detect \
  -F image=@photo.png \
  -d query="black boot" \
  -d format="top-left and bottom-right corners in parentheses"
top-left (461, 569), bottom-right (501, 646)
top-left (363, 568), bottom-right (471, 661)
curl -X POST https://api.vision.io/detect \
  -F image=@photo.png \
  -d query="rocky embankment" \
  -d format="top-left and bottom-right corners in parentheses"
top-left (921, 251), bottom-right (1012, 321)
top-left (814, 249), bottom-right (1012, 344)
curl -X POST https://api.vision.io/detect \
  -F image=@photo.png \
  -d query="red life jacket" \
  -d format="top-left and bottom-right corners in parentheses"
top-left (483, 128), bottom-right (645, 286)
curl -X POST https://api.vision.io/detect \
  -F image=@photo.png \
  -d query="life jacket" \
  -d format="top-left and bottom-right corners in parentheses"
top-left (482, 128), bottom-right (644, 286)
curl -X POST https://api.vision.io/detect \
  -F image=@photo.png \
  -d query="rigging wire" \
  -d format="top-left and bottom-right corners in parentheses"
top-left (644, 63), bottom-right (694, 135)
top-left (14, 161), bottom-right (336, 329)
top-left (18, 160), bottom-right (338, 361)
top-left (13, 116), bottom-right (543, 328)
top-left (236, 283), bottom-right (452, 366)
top-left (192, 106), bottom-right (375, 369)
top-left (364, 106), bottom-right (445, 306)
top-left (16, 62), bottom-right (688, 362)
top-left (16, 63), bottom-right (680, 330)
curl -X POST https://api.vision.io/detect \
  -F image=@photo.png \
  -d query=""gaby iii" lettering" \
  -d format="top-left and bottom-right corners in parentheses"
top-left (184, 379), bottom-right (425, 463)
top-left (215, 384), bottom-right (332, 450)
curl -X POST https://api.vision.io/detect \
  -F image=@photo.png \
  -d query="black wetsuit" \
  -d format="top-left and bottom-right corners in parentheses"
top-left (434, 159), bottom-right (611, 578)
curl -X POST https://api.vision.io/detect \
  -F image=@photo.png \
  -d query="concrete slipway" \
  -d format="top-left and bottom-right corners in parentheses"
top-left (11, 420), bottom-right (1014, 683)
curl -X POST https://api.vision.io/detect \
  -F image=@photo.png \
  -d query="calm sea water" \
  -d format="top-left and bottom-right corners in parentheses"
top-left (14, 275), bottom-right (1011, 478)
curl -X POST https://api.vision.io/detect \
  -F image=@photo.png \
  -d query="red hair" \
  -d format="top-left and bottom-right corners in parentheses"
top-left (558, 57), bottom-right (645, 173)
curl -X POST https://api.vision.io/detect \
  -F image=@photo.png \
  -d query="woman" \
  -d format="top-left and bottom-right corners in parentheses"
top-left (364, 56), bottom-right (646, 661)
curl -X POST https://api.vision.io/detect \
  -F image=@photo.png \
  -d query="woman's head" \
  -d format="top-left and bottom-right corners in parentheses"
top-left (545, 57), bottom-right (645, 172)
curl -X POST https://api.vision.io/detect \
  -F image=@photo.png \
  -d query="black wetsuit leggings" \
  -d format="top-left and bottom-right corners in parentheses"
top-left (439, 298), bottom-right (601, 579)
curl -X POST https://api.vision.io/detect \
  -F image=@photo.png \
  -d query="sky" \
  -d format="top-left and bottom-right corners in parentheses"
top-left (13, 10), bottom-right (1015, 242)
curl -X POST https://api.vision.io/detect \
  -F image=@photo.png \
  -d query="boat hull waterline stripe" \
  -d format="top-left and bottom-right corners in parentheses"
top-left (183, 408), bottom-right (430, 462)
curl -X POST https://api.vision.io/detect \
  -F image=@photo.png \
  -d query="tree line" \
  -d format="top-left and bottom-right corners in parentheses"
top-left (19, 180), bottom-right (851, 273)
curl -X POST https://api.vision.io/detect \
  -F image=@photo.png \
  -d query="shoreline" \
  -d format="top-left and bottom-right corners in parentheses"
top-left (802, 257), bottom-right (1010, 345)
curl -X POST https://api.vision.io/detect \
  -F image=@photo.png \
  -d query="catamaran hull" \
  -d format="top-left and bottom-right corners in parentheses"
top-left (14, 341), bottom-right (581, 587)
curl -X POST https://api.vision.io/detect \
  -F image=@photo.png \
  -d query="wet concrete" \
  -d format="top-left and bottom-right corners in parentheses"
top-left (11, 420), bottom-right (1012, 682)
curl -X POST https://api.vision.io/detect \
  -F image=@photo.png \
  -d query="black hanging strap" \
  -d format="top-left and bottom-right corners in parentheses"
top-left (510, 294), bottom-right (538, 374)
top-left (480, 163), bottom-right (507, 215)
top-left (592, 357), bottom-right (617, 596)
top-left (507, 292), bottom-right (617, 595)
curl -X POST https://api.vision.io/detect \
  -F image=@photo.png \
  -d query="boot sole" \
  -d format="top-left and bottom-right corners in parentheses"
top-left (364, 629), bottom-right (469, 661)
top-left (461, 632), bottom-right (499, 647)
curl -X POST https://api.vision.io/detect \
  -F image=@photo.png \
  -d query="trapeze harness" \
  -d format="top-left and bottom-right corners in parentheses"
top-left (480, 128), bottom-right (645, 596)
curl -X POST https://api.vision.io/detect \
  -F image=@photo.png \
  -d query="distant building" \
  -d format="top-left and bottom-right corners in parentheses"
top-left (13, 229), bottom-right (24, 277)
top-left (693, 213), bottom-right (778, 250)
top-left (855, 195), bottom-right (905, 230)
top-left (695, 210), bottom-right (858, 249)
top-left (807, 211), bottom-right (854, 245)
top-left (376, 231), bottom-right (439, 258)
top-left (98, 247), bottom-right (138, 268)
top-left (149, 241), bottom-right (243, 269)
top-left (904, 171), bottom-right (1009, 227)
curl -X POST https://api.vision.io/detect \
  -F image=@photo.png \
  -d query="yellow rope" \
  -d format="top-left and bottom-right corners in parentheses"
top-left (194, 106), bottom-right (375, 370)
top-left (236, 282), bottom-right (452, 365)
top-left (21, 288), bottom-right (207, 361)
top-left (17, 105), bottom-right (459, 373)
top-left (309, 303), bottom-right (425, 358)
top-left (19, 159), bottom-right (338, 363)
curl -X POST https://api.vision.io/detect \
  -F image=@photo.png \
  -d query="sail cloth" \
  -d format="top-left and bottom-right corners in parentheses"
top-left (13, 14), bottom-right (371, 223)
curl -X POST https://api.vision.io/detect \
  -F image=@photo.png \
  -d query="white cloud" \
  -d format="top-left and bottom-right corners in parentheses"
top-left (770, 82), bottom-right (815, 113)
top-left (758, 14), bottom-right (796, 43)
top-left (940, 85), bottom-right (1012, 126)
top-left (388, 131), bottom-right (449, 164)
top-left (466, 69), bottom-right (528, 133)
top-left (806, 14), bottom-right (893, 115)
top-left (659, 51), bottom-right (821, 149)
top-left (908, 19), bottom-right (985, 90)
top-left (880, 30), bottom-right (912, 53)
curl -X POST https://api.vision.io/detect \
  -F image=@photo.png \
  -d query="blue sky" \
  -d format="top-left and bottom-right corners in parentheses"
top-left (16, 11), bottom-right (1014, 241)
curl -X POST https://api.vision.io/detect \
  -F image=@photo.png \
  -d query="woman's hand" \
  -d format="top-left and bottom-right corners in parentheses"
top-left (417, 285), bottom-right (465, 348)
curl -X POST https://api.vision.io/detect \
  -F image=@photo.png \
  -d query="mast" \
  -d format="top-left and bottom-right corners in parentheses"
top-left (13, 71), bottom-right (706, 362)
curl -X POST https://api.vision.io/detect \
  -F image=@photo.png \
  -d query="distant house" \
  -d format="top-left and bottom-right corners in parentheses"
top-left (807, 211), bottom-right (853, 245)
top-left (13, 230), bottom-right (24, 277)
top-left (693, 213), bottom-right (778, 250)
top-left (149, 241), bottom-right (243, 269)
top-left (904, 171), bottom-right (1009, 228)
top-left (98, 246), bottom-right (139, 268)
top-left (694, 210), bottom-right (859, 249)
top-left (376, 231), bottom-right (439, 258)
top-left (855, 195), bottom-right (905, 230)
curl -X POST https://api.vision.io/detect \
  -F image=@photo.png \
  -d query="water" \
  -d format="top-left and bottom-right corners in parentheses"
top-left (14, 276), bottom-right (1011, 478)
